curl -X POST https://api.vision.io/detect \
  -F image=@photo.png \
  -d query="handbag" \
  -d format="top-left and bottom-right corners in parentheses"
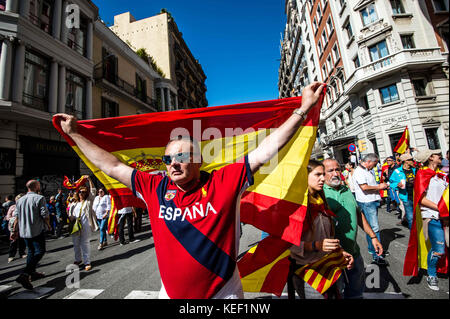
top-left (69, 201), bottom-right (86, 235)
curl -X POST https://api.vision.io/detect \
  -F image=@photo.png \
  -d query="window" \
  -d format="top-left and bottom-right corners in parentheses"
top-left (28, 0), bottom-right (53, 34)
top-left (23, 50), bottom-right (49, 111)
top-left (67, 16), bottom-right (87, 56)
top-left (344, 20), bottom-right (353, 41)
top-left (433, 0), bottom-right (448, 12)
top-left (379, 84), bottom-right (399, 104)
top-left (322, 65), bottom-right (328, 79)
top-left (361, 94), bottom-right (370, 110)
top-left (370, 138), bottom-right (379, 155)
top-left (332, 44), bottom-right (340, 63)
top-left (360, 3), bottom-right (378, 26)
top-left (353, 55), bottom-right (360, 68)
top-left (136, 73), bottom-right (147, 102)
top-left (65, 70), bottom-right (86, 119)
top-left (425, 127), bottom-right (441, 150)
top-left (327, 55), bottom-right (333, 72)
top-left (102, 48), bottom-right (118, 84)
top-left (102, 98), bottom-right (119, 118)
top-left (322, 30), bottom-right (328, 45)
top-left (327, 17), bottom-right (334, 35)
top-left (401, 34), bottom-right (415, 49)
top-left (317, 4), bottom-right (323, 21)
top-left (412, 79), bottom-right (431, 97)
top-left (390, 0), bottom-right (405, 14)
top-left (369, 40), bottom-right (389, 61)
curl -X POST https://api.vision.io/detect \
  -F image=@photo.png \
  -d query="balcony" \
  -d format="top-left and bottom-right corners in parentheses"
top-left (94, 67), bottom-right (159, 112)
top-left (344, 48), bottom-right (446, 95)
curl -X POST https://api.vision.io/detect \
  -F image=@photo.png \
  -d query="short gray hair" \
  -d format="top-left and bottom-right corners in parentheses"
top-left (361, 153), bottom-right (379, 163)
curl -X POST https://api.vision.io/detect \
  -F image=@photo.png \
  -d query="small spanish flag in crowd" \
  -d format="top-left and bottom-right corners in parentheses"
top-left (62, 175), bottom-right (87, 190)
top-left (107, 196), bottom-right (119, 241)
top-left (393, 126), bottom-right (409, 154)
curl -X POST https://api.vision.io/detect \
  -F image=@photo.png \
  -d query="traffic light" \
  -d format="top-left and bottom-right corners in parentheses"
top-left (358, 139), bottom-right (367, 152)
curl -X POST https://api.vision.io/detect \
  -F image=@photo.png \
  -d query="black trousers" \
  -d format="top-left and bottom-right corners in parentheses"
top-left (9, 237), bottom-right (26, 257)
top-left (118, 213), bottom-right (135, 244)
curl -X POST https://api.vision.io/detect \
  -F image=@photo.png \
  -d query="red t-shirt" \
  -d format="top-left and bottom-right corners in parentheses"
top-left (132, 156), bottom-right (253, 298)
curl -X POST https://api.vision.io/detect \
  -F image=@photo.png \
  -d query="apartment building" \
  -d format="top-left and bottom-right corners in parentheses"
top-left (93, 20), bottom-right (161, 118)
top-left (280, 0), bottom-right (449, 163)
top-left (110, 11), bottom-right (208, 110)
top-left (0, 0), bottom-right (98, 197)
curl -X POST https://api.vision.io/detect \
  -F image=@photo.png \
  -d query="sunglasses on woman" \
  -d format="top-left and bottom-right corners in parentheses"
top-left (162, 152), bottom-right (192, 165)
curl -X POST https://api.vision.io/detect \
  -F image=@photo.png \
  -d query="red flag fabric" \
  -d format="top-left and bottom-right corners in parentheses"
top-left (403, 167), bottom-right (448, 276)
top-left (393, 126), bottom-right (409, 154)
top-left (62, 175), bottom-right (87, 190)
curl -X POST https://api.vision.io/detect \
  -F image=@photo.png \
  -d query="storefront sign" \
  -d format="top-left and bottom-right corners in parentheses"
top-left (19, 136), bottom-right (74, 157)
top-left (0, 148), bottom-right (16, 175)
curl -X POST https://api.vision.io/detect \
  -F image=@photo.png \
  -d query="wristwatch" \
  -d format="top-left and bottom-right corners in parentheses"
top-left (293, 108), bottom-right (307, 120)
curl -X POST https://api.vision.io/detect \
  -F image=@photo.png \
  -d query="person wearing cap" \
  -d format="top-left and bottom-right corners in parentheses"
top-left (404, 149), bottom-right (448, 291)
top-left (389, 153), bottom-right (416, 229)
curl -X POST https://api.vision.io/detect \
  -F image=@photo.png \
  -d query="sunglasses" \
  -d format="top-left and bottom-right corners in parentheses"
top-left (162, 152), bottom-right (192, 165)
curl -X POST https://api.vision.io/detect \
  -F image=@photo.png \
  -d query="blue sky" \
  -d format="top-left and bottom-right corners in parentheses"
top-left (93, 0), bottom-right (286, 107)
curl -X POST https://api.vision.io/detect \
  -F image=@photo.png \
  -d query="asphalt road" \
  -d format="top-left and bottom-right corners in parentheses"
top-left (0, 202), bottom-right (448, 300)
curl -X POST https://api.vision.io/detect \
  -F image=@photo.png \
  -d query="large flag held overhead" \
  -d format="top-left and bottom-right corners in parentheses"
top-left (403, 167), bottom-right (449, 276)
top-left (393, 126), bottom-right (409, 154)
top-left (62, 175), bottom-right (87, 190)
top-left (53, 93), bottom-right (325, 248)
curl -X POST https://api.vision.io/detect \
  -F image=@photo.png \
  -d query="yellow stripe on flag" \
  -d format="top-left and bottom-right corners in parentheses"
top-left (240, 249), bottom-right (290, 293)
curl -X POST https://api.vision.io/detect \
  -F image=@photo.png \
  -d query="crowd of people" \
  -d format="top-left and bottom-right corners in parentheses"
top-left (1, 82), bottom-right (447, 299)
top-left (0, 177), bottom-right (145, 290)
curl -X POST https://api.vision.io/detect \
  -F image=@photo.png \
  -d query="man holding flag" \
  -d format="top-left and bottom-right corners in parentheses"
top-left (53, 82), bottom-right (325, 299)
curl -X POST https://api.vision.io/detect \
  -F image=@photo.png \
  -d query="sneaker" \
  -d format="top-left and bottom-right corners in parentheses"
top-left (97, 243), bottom-right (104, 251)
top-left (120, 241), bottom-right (128, 246)
top-left (85, 264), bottom-right (92, 271)
top-left (30, 272), bottom-right (45, 281)
top-left (21, 254), bottom-right (27, 259)
top-left (426, 276), bottom-right (439, 291)
top-left (8, 257), bottom-right (14, 263)
top-left (103, 242), bottom-right (108, 247)
top-left (372, 256), bottom-right (388, 266)
top-left (15, 274), bottom-right (33, 290)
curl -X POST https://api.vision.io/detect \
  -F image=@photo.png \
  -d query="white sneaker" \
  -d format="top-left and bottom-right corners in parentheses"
top-left (8, 257), bottom-right (14, 263)
top-left (426, 276), bottom-right (439, 291)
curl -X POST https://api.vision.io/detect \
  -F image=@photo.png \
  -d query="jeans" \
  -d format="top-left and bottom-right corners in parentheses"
top-left (97, 218), bottom-right (108, 244)
top-left (401, 199), bottom-right (414, 229)
top-left (337, 254), bottom-right (365, 299)
top-left (23, 232), bottom-right (46, 275)
top-left (357, 201), bottom-right (380, 258)
top-left (427, 219), bottom-right (446, 277)
top-left (118, 213), bottom-right (135, 244)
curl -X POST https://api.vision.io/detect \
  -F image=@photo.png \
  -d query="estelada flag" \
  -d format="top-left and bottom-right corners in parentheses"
top-left (295, 250), bottom-right (347, 295)
top-left (107, 196), bottom-right (119, 241)
top-left (62, 175), bottom-right (87, 190)
top-left (403, 167), bottom-right (449, 276)
top-left (53, 93), bottom-right (325, 247)
top-left (393, 126), bottom-right (409, 154)
top-left (239, 194), bottom-right (337, 296)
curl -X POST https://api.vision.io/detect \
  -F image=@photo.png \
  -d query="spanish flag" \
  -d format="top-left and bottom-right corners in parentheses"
top-left (107, 196), bottom-right (119, 241)
top-left (53, 93), bottom-right (324, 247)
top-left (438, 186), bottom-right (449, 219)
top-left (62, 175), bottom-right (87, 190)
top-left (393, 126), bottom-right (409, 154)
top-left (403, 167), bottom-right (448, 276)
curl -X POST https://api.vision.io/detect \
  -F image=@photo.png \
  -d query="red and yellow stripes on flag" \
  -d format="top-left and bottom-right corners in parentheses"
top-left (295, 250), bottom-right (347, 295)
top-left (393, 126), bottom-right (409, 154)
top-left (107, 196), bottom-right (119, 240)
top-left (53, 93), bottom-right (325, 247)
top-left (438, 186), bottom-right (449, 218)
top-left (63, 175), bottom-right (87, 190)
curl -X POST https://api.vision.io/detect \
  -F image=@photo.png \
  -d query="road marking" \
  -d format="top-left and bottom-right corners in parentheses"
top-left (0, 285), bottom-right (12, 293)
top-left (9, 287), bottom-right (55, 299)
top-left (124, 290), bottom-right (159, 299)
top-left (64, 289), bottom-right (104, 299)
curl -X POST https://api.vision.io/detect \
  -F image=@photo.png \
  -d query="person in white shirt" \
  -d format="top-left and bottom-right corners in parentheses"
top-left (118, 207), bottom-right (140, 245)
top-left (353, 153), bottom-right (388, 265)
top-left (93, 188), bottom-right (111, 250)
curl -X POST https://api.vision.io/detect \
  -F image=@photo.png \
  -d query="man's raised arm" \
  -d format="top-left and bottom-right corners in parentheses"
top-left (247, 82), bottom-right (325, 175)
top-left (53, 114), bottom-right (134, 189)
